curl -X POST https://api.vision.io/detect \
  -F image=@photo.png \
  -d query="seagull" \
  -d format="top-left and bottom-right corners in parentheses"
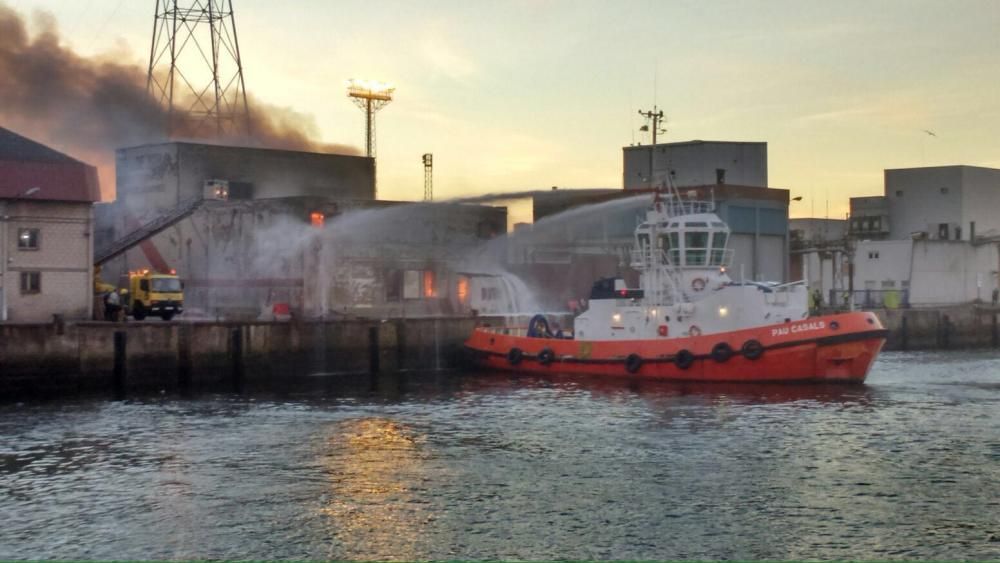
top-left (923, 129), bottom-right (937, 137)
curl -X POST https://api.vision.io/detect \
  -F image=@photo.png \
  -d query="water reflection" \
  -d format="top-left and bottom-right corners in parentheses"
top-left (317, 417), bottom-right (432, 560)
top-left (456, 370), bottom-right (874, 406)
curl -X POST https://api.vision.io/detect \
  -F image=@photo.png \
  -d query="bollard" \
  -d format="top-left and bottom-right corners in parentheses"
top-left (113, 330), bottom-right (127, 399)
top-left (941, 314), bottom-right (951, 349)
top-left (230, 327), bottom-right (244, 392)
top-left (178, 324), bottom-right (192, 391)
top-left (900, 314), bottom-right (909, 351)
top-left (993, 313), bottom-right (998, 348)
top-left (396, 320), bottom-right (407, 372)
top-left (368, 325), bottom-right (380, 375)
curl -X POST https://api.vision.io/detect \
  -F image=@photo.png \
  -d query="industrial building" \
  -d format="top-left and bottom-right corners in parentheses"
top-left (508, 184), bottom-right (794, 310)
top-left (0, 126), bottom-right (100, 322)
top-left (797, 165), bottom-right (1000, 309)
top-left (623, 140), bottom-right (768, 190)
top-left (97, 141), bottom-right (507, 319)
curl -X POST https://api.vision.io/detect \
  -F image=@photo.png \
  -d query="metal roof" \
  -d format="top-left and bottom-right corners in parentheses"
top-left (0, 126), bottom-right (100, 202)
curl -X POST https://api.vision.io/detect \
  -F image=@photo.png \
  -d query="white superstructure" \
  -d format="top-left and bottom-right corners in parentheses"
top-left (573, 191), bottom-right (808, 340)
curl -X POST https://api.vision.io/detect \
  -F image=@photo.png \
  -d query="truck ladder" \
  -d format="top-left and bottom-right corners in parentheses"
top-left (95, 197), bottom-right (206, 266)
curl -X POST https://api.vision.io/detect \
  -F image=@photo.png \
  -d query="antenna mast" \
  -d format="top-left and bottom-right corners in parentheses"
top-left (638, 106), bottom-right (666, 189)
top-left (147, 0), bottom-right (251, 138)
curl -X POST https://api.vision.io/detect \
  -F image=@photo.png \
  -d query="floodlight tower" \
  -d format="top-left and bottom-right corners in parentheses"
top-left (347, 79), bottom-right (395, 159)
top-left (347, 79), bottom-right (394, 198)
top-left (423, 153), bottom-right (433, 201)
top-left (146, 0), bottom-right (251, 137)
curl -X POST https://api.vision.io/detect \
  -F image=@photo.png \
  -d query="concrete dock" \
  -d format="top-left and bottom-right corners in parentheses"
top-left (2, 305), bottom-right (998, 399)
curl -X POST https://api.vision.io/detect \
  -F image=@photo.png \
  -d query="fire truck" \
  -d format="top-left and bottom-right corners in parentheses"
top-left (125, 269), bottom-right (184, 321)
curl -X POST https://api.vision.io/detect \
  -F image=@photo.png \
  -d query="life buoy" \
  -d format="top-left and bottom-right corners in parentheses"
top-left (711, 342), bottom-right (733, 363)
top-left (537, 347), bottom-right (555, 366)
top-left (741, 339), bottom-right (764, 360)
top-left (625, 353), bottom-right (643, 374)
top-left (691, 277), bottom-right (707, 292)
top-left (689, 325), bottom-right (702, 337)
top-left (657, 324), bottom-right (669, 337)
top-left (507, 347), bottom-right (523, 365)
top-left (674, 349), bottom-right (695, 370)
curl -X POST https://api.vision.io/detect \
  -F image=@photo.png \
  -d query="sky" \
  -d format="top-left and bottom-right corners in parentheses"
top-left (5, 0), bottom-right (1000, 219)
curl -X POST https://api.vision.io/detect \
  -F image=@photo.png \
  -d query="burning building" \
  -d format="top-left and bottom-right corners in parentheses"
top-left (96, 141), bottom-right (507, 319)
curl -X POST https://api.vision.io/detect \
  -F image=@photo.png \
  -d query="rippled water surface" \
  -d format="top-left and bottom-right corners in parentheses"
top-left (2, 350), bottom-right (998, 560)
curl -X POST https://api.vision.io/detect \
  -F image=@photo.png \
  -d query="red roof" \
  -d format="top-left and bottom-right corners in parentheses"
top-left (0, 126), bottom-right (100, 202)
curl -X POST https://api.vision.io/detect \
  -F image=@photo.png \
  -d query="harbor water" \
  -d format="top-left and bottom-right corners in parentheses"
top-left (1, 350), bottom-right (998, 560)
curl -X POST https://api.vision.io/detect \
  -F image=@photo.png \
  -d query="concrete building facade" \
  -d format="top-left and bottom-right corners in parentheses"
top-left (0, 127), bottom-right (100, 322)
top-left (884, 165), bottom-right (1000, 241)
top-left (623, 141), bottom-right (767, 190)
top-left (834, 165), bottom-right (1000, 308)
top-left (99, 142), bottom-right (508, 319)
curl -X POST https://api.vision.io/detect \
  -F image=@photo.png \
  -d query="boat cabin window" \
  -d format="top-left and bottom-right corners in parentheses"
top-left (685, 231), bottom-right (709, 266)
top-left (710, 232), bottom-right (729, 265)
top-left (668, 232), bottom-right (680, 264)
top-left (685, 222), bottom-right (708, 227)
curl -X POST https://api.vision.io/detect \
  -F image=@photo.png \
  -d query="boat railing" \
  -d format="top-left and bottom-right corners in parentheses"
top-left (630, 247), bottom-right (735, 269)
top-left (763, 280), bottom-right (806, 305)
top-left (477, 325), bottom-right (575, 339)
top-left (660, 199), bottom-right (715, 217)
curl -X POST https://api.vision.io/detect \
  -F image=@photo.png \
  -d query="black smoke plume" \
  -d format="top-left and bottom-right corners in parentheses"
top-left (0, 4), bottom-right (359, 199)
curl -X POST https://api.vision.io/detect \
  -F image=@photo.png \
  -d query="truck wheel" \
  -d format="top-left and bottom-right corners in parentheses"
top-left (161, 312), bottom-right (174, 321)
top-left (132, 303), bottom-right (147, 321)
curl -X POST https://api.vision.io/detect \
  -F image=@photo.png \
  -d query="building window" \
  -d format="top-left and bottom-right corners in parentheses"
top-left (17, 228), bottom-right (39, 250)
top-left (20, 271), bottom-right (41, 294)
top-left (385, 269), bottom-right (402, 302)
top-left (940, 187), bottom-right (949, 194)
top-left (881, 280), bottom-right (896, 289)
top-left (716, 168), bottom-right (726, 184)
top-left (895, 190), bottom-right (904, 197)
top-left (310, 212), bottom-right (325, 228)
top-left (938, 223), bottom-right (949, 239)
top-left (868, 251), bottom-right (880, 259)
top-left (423, 270), bottom-right (436, 298)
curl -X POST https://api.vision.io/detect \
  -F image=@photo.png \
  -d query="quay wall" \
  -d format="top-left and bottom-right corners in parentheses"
top-left (1, 307), bottom-right (996, 398)
top-left (0, 317), bottom-right (484, 398)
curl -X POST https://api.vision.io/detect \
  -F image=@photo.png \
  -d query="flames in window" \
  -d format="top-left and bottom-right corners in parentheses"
top-left (310, 211), bottom-right (325, 228)
top-left (423, 270), bottom-right (435, 298)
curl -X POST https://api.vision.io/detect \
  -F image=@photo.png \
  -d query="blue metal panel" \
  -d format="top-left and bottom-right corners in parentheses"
top-left (722, 205), bottom-right (757, 233)
top-left (758, 208), bottom-right (788, 235)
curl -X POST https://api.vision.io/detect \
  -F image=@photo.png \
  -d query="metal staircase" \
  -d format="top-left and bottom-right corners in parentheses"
top-left (95, 197), bottom-right (205, 266)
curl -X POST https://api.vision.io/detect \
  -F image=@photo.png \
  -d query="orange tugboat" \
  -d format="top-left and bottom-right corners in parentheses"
top-left (465, 190), bottom-right (887, 383)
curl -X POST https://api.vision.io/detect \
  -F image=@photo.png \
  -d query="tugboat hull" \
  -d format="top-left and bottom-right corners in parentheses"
top-left (465, 311), bottom-right (887, 383)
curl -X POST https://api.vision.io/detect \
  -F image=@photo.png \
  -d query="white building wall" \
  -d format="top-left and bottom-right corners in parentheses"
top-left (886, 167), bottom-right (964, 240)
top-left (852, 240), bottom-right (913, 291)
top-left (624, 141), bottom-right (767, 189)
top-left (959, 166), bottom-right (1000, 239)
top-left (1, 200), bottom-right (93, 322)
top-left (908, 240), bottom-right (999, 305)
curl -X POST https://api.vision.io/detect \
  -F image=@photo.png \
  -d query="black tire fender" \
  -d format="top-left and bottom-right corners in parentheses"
top-left (625, 353), bottom-right (643, 374)
top-left (741, 339), bottom-right (764, 360)
top-left (711, 342), bottom-right (733, 363)
top-left (674, 349), bottom-right (695, 370)
top-left (538, 347), bottom-right (555, 366)
top-left (507, 347), bottom-right (523, 366)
